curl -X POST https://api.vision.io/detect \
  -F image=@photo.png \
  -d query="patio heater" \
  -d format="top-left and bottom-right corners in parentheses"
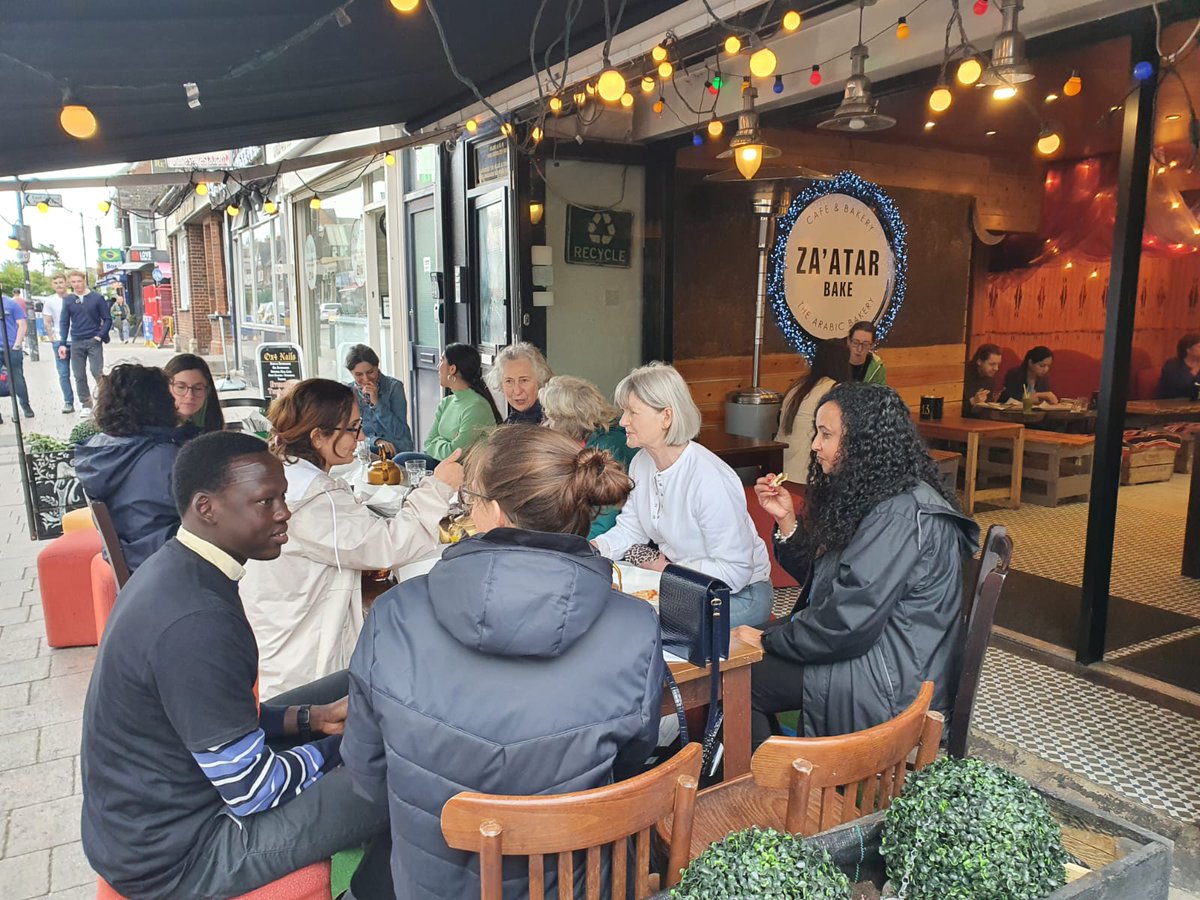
top-left (705, 87), bottom-right (830, 440)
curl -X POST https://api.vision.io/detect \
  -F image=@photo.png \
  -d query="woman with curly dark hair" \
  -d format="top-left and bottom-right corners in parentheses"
top-left (75, 364), bottom-right (191, 571)
top-left (732, 381), bottom-right (979, 745)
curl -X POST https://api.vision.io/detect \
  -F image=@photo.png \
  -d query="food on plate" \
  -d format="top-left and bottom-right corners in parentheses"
top-left (631, 589), bottom-right (659, 602)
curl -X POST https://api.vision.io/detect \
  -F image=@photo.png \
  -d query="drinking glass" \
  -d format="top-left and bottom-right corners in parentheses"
top-left (405, 459), bottom-right (426, 488)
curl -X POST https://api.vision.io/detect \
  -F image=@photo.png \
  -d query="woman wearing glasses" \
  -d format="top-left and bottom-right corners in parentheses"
top-left (239, 379), bottom-right (464, 696)
top-left (164, 354), bottom-right (224, 433)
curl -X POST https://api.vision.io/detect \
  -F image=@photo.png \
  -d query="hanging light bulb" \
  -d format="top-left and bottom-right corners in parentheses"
top-left (993, 84), bottom-right (1018, 100)
top-left (782, 10), bottom-right (802, 31)
top-left (226, 203), bottom-right (240, 217)
top-left (597, 68), bottom-right (625, 103)
top-left (500, 121), bottom-right (514, 137)
top-left (1035, 124), bottom-right (1062, 155)
top-left (658, 60), bottom-right (673, 79)
top-left (6, 236), bottom-right (18, 251)
top-left (928, 82), bottom-right (953, 112)
top-left (956, 57), bottom-right (983, 85)
top-left (973, 0), bottom-right (988, 13)
top-left (810, 65), bottom-right (822, 86)
top-left (1133, 61), bottom-right (1154, 81)
top-left (36, 201), bottom-right (49, 214)
top-left (585, 82), bottom-right (596, 95)
top-left (98, 200), bottom-right (111, 214)
top-left (385, 152), bottom-right (396, 166)
top-left (390, 0), bottom-right (419, 12)
top-left (59, 101), bottom-right (97, 139)
top-left (715, 85), bottom-right (782, 180)
top-left (531, 125), bottom-right (543, 143)
top-left (549, 96), bottom-right (563, 113)
top-left (735, 145), bottom-right (763, 179)
top-left (620, 92), bottom-right (634, 108)
top-left (651, 44), bottom-right (668, 63)
top-left (749, 48), bottom-right (777, 78)
top-left (465, 118), bottom-right (478, 133)
top-left (1063, 70), bottom-right (1082, 96)
top-left (529, 202), bottom-right (544, 225)
top-left (653, 97), bottom-right (665, 115)
top-left (712, 74), bottom-right (725, 91)
top-left (640, 76), bottom-right (655, 94)
top-left (195, 182), bottom-right (209, 197)
top-left (573, 90), bottom-right (587, 106)
top-left (981, 0), bottom-right (1034, 87)
top-left (263, 199), bottom-right (277, 215)
top-left (310, 197), bottom-right (322, 210)
top-left (819, 42), bottom-right (896, 132)
top-left (896, 17), bottom-right (910, 39)
top-left (773, 74), bottom-right (784, 94)
top-left (692, 131), bottom-right (703, 146)
top-left (725, 35), bottom-right (742, 55)
top-left (707, 117), bottom-right (724, 138)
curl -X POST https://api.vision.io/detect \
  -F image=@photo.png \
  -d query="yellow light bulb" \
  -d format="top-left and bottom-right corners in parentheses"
top-left (725, 35), bottom-right (741, 55)
top-left (385, 152), bottom-right (395, 166)
top-left (529, 202), bottom-right (544, 225)
top-left (993, 85), bottom-right (1018, 101)
top-left (98, 200), bottom-right (111, 213)
top-left (736, 145), bottom-right (763, 179)
top-left (6, 238), bottom-right (18, 251)
top-left (641, 76), bottom-right (655, 94)
top-left (59, 103), bottom-right (97, 139)
top-left (465, 118), bottom-right (478, 133)
top-left (572, 90), bottom-right (587, 106)
top-left (226, 204), bottom-right (240, 217)
top-left (500, 122), bottom-right (513, 137)
top-left (782, 10), bottom-right (801, 31)
top-left (585, 82), bottom-right (596, 95)
top-left (195, 182), bottom-right (209, 197)
top-left (653, 98), bottom-right (664, 115)
top-left (1036, 131), bottom-right (1062, 155)
top-left (1063, 73), bottom-right (1082, 97)
top-left (707, 118), bottom-right (724, 138)
top-left (928, 86), bottom-right (953, 113)
top-left (597, 68), bottom-right (626, 103)
top-left (549, 96), bottom-right (563, 112)
top-left (658, 61), bottom-right (673, 79)
top-left (956, 57), bottom-right (983, 85)
top-left (263, 200), bottom-right (277, 215)
top-left (531, 126), bottom-right (543, 143)
top-left (896, 18), bottom-right (910, 39)
top-left (749, 48), bottom-right (777, 79)
top-left (310, 197), bottom-right (321, 210)
top-left (651, 44), bottom-right (667, 63)
top-left (36, 201), bottom-right (49, 214)
top-left (389, 0), bottom-right (419, 12)
top-left (620, 92), bottom-right (634, 108)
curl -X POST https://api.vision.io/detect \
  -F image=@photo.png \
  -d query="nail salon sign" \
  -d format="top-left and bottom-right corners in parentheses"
top-left (767, 172), bottom-right (907, 358)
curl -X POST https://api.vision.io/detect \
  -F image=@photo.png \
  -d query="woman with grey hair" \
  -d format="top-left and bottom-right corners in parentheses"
top-left (541, 374), bottom-right (637, 539)
top-left (486, 341), bottom-right (554, 425)
top-left (592, 362), bottom-right (773, 627)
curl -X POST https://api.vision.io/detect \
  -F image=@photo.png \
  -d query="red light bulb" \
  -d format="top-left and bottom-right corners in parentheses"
top-left (973, 0), bottom-right (988, 14)
top-left (809, 65), bottom-right (821, 86)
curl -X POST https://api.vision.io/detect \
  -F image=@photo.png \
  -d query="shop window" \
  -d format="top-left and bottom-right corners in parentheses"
top-left (174, 233), bottom-right (191, 312)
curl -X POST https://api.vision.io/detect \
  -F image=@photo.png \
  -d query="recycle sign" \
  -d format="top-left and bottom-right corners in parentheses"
top-left (565, 204), bottom-right (632, 269)
top-left (588, 212), bottom-right (616, 245)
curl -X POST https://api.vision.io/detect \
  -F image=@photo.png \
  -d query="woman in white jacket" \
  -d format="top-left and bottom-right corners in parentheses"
top-left (241, 378), bottom-right (463, 697)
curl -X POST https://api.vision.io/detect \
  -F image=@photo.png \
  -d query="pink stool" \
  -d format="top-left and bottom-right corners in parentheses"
top-left (90, 553), bottom-right (118, 642)
top-left (96, 860), bottom-right (333, 899)
top-left (37, 529), bottom-right (102, 648)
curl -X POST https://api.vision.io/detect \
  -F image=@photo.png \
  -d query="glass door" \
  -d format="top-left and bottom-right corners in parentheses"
top-left (407, 198), bottom-right (443, 443)
top-left (471, 188), bottom-right (510, 354)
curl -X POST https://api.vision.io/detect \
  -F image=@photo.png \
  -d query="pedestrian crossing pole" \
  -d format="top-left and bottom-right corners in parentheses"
top-left (0, 296), bottom-right (39, 540)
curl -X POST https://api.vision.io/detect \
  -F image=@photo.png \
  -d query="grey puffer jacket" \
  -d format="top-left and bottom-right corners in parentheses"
top-left (342, 528), bottom-right (664, 900)
top-left (762, 480), bottom-right (979, 737)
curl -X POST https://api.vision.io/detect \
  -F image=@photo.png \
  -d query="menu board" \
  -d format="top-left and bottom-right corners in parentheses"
top-left (257, 342), bottom-right (305, 400)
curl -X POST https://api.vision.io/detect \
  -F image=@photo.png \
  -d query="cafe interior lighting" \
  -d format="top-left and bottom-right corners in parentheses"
top-left (749, 48), bottom-right (778, 79)
top-left (1035, 125), bottom-right (1062, 156)
top-left (653, 96), bottom-right (665, 115)
top-left (385, 152), bottom-right (395, 166)
top-left (195, 182), bottom-right (208, 197)
top-left (529, 202), bottom-right (544, 225)
top-left (500, 121), bottom-right (514, 137)
top-left (956, 56), bottom-right (983, 85)
top-left (531, 125), bottom-right (543, 142)
top-left (924, 121), bottom-right (936, 129)
top-left (263, 199), bottom-right (277, 215)
top-left (1063, 71), bottom-right (1082, 96)
top-left (620, 92), bottom-right (634, 108)
top-left (896, 17), bottom-right (910, 39)
top-left (549, 95), bottom-right (564, 112)
top-left (818, 42), bottom-right (895, 132)
top-left (707, 116), bottom-right (724, 138)
top-left (725, 35), bottom-right (741, 55)
top-left (982, 0), bottom-right (1035, 87)
top-left (973, 0), bottom-right (988, 13)
top-left (465, 118), bottom-right (478, 133)
top-left (389, 0), bottom-right (418, 12)
top-left (658, 60), bottom-right (673, 79)
top-left (773, 75), bottom-right (784, 94)
top-left (782, 10), bottom-right (802, 31)
top-left (597, 68), bottom-right (625, 103)
top-left (651, 44), bottom-right (668, 63)
top-left (225, 203), bottom-right (240, 217)
top-left (573, 89), bottom-right (587, 105)
top-left (715, 86), bottom-right (782, 180)
top-left (1165, 113), bottom-right (1181, 121)
top-left (1044, 93), bottom-right (1058, 103)
top-left (59, 97), bottom-right (97, 140)
top-left (809, 65), bottom-right (821, 86)
top-left (993, 84), bottom-right (1018, 101)
top-left (928, 82), bottom-right (953, 113)
top-left (640, 76), bottom-right (655, 94)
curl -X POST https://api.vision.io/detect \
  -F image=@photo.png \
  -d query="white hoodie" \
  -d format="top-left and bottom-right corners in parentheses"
top-left (240, 458), bottom-right (452, 698)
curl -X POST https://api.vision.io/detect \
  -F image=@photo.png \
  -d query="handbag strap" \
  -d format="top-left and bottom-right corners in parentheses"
top-left (664, 667), bottom-right (689, 745)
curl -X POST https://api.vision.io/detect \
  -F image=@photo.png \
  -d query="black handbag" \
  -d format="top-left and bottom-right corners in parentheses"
top-left (659, 564), bottom-right (731, 783)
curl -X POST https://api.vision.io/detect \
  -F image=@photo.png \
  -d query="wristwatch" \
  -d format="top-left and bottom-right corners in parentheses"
top-left (297, 704), bottom-right (313, 742)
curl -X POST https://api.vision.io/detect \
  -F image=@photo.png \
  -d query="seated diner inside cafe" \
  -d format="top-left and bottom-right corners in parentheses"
top-left (999, 345), bottom-right (1059, 404)
top-left (962, 343), bottom-right (1004, 417)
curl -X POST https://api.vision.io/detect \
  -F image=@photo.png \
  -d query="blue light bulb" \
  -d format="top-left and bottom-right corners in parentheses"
top-left (1133, 61), bottom-right (1154, 81)
top-left (773, 75), bottom-right (784, 94)
top-left (693, 131), bottom-right (703, 146)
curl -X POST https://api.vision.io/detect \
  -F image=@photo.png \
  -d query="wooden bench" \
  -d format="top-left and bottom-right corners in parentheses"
top-left (928, 449), bottom-right (962, 494)
top-left (980, 430), bottom-right (1094, 507)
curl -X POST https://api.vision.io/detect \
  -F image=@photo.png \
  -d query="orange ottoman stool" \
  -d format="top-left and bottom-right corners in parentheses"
top-left (90, 553), bottom-right (118, 642)
top-left (96, 860), bottom-right (332, 899)
top-left (37, 528), bottom-right (102, 648)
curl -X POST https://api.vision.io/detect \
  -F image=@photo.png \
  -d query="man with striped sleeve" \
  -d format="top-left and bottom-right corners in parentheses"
top-left (81, 431), bottom-right (392, 900)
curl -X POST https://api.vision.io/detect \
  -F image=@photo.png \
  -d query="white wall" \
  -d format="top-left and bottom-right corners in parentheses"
top-left (543, 160), bottom-right (645, 397)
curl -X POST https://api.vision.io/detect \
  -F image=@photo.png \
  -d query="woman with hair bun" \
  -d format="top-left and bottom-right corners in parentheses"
top-left (739, 382), bottom-right (979, 745)
top-left (343, 425), bottom-right (664, 898)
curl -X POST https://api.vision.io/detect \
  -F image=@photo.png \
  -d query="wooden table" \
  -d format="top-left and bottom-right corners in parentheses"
top-left (661, 637), bottom-right (763, 780)
top-left (1125, 399), bottom-right (1200, 424)
top-left (973, 406), bottom-right (1096, 433)
top-left (697, 432), bottom-right (787, 479)
top-left (1185, 439), bottom-right (1200, 579)
top-left (914, 415), bottom-right (1025, 515)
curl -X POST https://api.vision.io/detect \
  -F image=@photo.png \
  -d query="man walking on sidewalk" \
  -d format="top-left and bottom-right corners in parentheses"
top-left (43, 274), bottom-right (75, 413)
top-left (59, 269), bottom-right (111, 413)
top-left (1, 293), bottom-right (35, 421)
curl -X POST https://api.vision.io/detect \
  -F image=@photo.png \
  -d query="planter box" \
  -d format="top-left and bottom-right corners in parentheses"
top-left (653, 783), bottom-right (1171, 900)
top-left (25, 449), bottom-right (87, 541)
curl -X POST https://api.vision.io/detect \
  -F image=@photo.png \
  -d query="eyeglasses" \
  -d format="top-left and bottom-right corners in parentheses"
top-left (459, 486), bottom-right (492, 512)
top-left (848, 339), bottom-right (875, 351)
top-left (170, 381), bottom-right (209, 398)
top-left (334, 420), bottom-right (363, 438)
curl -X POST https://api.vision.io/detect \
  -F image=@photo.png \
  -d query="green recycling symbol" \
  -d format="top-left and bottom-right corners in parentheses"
top-left (588, 211), bottom-right (616, 245)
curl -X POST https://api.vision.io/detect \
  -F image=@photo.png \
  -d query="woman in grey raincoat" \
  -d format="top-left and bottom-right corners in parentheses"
top-left (733, 382), bottom-right (979, 745)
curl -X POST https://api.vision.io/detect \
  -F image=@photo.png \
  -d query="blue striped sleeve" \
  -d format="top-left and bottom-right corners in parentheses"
top-left (192, 728), bottom-right (329, 817)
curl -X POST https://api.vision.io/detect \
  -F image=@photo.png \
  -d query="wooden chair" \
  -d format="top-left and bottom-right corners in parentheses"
top-left (89, 500), bottom-right (131, 589)
top-left (946, 524), bottom-right (1013, 758)
top-left (441, 742), bottom-right (702, 900)
top-left (659, 682), bottom-right (942, 860)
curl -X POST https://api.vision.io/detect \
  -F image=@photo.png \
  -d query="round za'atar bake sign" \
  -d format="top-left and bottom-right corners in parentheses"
top-left (767, 172), bottom-right (907, 358)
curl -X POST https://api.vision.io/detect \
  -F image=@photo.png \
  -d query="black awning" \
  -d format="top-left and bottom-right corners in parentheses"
top-left (0, 0), bottom-right (681, 176)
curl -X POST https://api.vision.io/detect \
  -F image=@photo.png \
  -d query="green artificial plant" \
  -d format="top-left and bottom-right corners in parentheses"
top-left (880, 756), bottom-right (1068, 900)
top-left (25, 433), bottom-right (71, 454)
top-left (671, 826), bottom-right (851, 900)
top-left (69, 420), bottom-right (100, 446)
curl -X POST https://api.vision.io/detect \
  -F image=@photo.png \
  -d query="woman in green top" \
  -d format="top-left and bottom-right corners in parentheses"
top-left (423, 343), bottom-right (502, 460)
top-left (163, 354), bottom-right (224, 434)
top-left (540, 374), bottom-right (637, 539)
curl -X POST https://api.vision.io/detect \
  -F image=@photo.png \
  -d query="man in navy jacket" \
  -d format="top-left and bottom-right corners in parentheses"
top-left (58, 269), bottom-right (112, 410)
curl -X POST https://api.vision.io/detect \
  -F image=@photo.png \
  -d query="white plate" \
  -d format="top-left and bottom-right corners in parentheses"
top-left (613, 562), bottom-right (662, 609)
